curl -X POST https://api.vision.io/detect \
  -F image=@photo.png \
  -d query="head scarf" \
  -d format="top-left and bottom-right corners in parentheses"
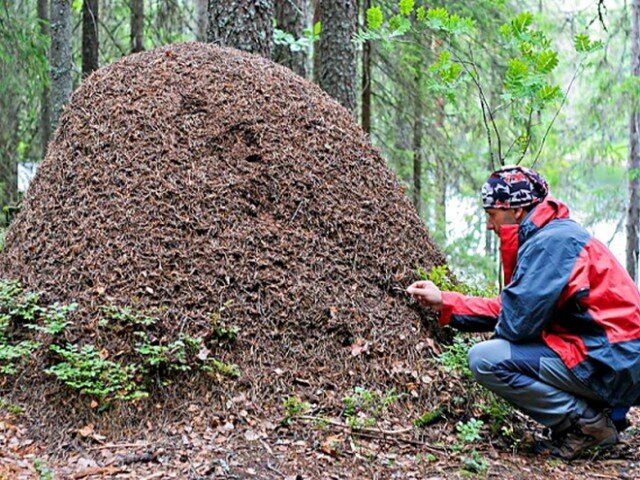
top-left (481, 165), bottom-right (549, 210)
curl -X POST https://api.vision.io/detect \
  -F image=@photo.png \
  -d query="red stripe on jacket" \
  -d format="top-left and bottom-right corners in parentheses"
top-left (544, 237), bottom-right (640, 368)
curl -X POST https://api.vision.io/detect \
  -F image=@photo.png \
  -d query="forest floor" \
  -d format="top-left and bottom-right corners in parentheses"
top-left (1, 403), bottom-right (637, 479)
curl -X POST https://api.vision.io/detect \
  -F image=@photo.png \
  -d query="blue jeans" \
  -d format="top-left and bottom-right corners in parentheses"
top-left (468, 339), bottom-right (618, 432)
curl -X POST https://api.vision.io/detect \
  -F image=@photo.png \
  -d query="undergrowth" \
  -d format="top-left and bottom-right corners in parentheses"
top-left (0, 279), bottom-right (240, 408)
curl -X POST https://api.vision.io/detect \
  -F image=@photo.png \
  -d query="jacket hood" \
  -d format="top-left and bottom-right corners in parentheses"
top-left (499, 196), bottom-right (570, 284)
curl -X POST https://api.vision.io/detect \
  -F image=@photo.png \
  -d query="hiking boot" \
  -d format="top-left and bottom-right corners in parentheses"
top-left (550, 412), bottom-right (619, 460)
top-left (533, 427), bottom-right (568, 455)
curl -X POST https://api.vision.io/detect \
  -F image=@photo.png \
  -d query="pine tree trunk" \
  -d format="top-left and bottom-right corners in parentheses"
top-left (50, 0), bottom-right (73, 133)
top-left (196, 0), bottom-right (209, 42)
top-left (412, 97), bottom-right (423, 215)
top-left (82, 0), bottom-right (99, 78)
top-left (130, 0), bottom-right (144, 53)
top-left (361, 0), bottom-right (371, 133)
top-left (312, 0), bottom-right (321, 80)
top-left (38, 0), bottom-right (51, 157)
top-left (315, 0), bottom-right (357, 112)
top-left (207, 0), bottom-right (274, 58)
top-left (628, 0), bottom-right (640, 282)
top-left (274, 0), bottom-right (308, 78)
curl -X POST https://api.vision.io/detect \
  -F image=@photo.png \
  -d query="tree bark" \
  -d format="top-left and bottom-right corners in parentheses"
top-left (312, 0), bottom-right (321, 80)
top-left (196, 0), bottom-right (209, 42)
top-left (361, 0), bottom-right (371, 133)
top-left (50, 0), bottom-right (73, 134)
top-left (412, 93), bottom-right (423, 215)
top-left (274, 0), bottom-right (308, 78)
top-left (207, 0), bottom-right (274, 58)
top-left (82, 0), bottom-right (99, 78)
top-left (130, 0), bottom-right (144, 53)
top-left (361, 0), bottom-right (372, 133)
top-left (628, 0), bottom-right (640, 282)
top-left (315, 0), bottom-right (357, 112)
top-left (38, 0), bottom-right (51, 157)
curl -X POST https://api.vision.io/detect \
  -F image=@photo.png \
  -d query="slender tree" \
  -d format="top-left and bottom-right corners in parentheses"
top-left (628, 0), bottom-right (640, 281)
top-left (196, 0), bottom-right (209, 42)
top-left (37, 0), bottom-right (51, 156)
top-left (315, 0), bottom-right (357, 112)
top-left (412, 72), bottom-right (423, 215)
top-left (274, 0), bottom-right (308, 78)
top-left (207, 0), bottom-right (274, 58)
top-left (50, 0), bottom-right (72, 133)
top-left (361, 0), bottom-right (372, 133)
top-left (82, 0), bottom-right (99, 78)
top-left (130, 0), bottom-right (144, 53)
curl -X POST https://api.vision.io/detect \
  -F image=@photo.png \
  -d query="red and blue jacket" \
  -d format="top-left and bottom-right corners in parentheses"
top-left (440, 197), bottom-right (640, 406)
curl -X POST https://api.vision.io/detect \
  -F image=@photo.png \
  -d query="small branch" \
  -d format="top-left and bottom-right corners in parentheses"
top-left (515, 105), bottom-right (534, 165)
top-left (299, 415), bottom-right (413, 435)
top-left (532, 64), bottom-right (583, 168)
top-left (88, 442), bottom-right (151, 451)
top-left (72, 467), bottom-right (125, 479)
top-left (296, 415), bottom-right (446, 455)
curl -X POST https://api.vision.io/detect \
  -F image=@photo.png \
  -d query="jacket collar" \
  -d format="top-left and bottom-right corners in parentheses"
top-left (498, 197), bottom-right (570, 284)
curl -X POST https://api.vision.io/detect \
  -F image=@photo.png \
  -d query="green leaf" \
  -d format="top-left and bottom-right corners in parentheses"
top-left (399, 0), bottom-right (414, 16)
top-left (511, 12), bottom-right (533, 36)
top-left (416, 6), bottom-right (427, 21)
top-left (537, 84), bottom-right (561, 103)
top-left (367, 7), bottom-right (384, 31)
top-left (426, 7), bottom-right (449, 30)
top-left (72, 0), bottom-right (83, 12)
top-left (574, 33), bottom-right (603, 53)
top-left (388, 15), bottom-right (411, 35)
top-left (504, 58), bottom-right (529, 92)
top-left (314, 21), bottom-right (322, 36)
top-left (535, 50), bottom-right (558, 74)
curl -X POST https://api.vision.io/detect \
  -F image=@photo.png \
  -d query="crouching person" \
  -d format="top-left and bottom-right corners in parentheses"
top-left (407, 165), bottom-right (640, 460)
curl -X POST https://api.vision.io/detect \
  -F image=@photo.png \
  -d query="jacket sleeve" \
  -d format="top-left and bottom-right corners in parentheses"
top-left (440, 291), bottom-right (501, 332)
top-left (494, 232), bottom-right (583, 342)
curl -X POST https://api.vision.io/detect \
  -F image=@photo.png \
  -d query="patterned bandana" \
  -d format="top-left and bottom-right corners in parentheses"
top-left (481, 165), bottom-right (549, 209)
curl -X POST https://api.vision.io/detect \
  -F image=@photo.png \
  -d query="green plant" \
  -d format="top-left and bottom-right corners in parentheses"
top-left (435, 335), bottom-right (477, 377)
top-left (99, 304), bottom-right (157, 328)
top-left (27, 302), bottom-right (77, 335)
top-left (33, 457), bottom-right (54, 480)
top-left (456, 418), bottom-right (484, 443)
top-left (209, 301), bottom-right (240, 344)
top-left (414, 407), bottom-right (444, 428)
top-left (0, 396), bottom-right (24, 415)
top-left (282, 395), bottom-right (311, 424)
top-left (205, 358), bottom-right (241, 378)
top-left (46, 343), bottom-right (147, 403)
top-left (274, 20), bottom-right (321, 53)
top-left (358, 4), bottom-right (602, 166)
top-left (0, 338), bottom-right (40, 374)
top-left (418, 265), bottom-right (497, 297)
top-left (342, 387), bottom-right (398, 429)
top-left (460, 449), bottom-right (488, 475)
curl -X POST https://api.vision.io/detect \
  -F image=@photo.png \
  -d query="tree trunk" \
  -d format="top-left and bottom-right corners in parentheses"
top-left (196, 0), bottom-right (209, 42)
top-left (207, 0), bottom-right (274, 58)
top-left (412, 96), bottom-right (423, 216)
top-left (130, 0), bottom-right (144, 53)
top-left (628, 0), bottom-right (640, 282)
top-left (274, 0), bottom-right (308, 78)
top-left (82, 0), bottom-right (99, 78)
top-left (50, 0), bottom-right (73, 134)
top-left (312, 0), bottom-right (321, 80)
top-left (361, 0), bottom-right (371, 133)
top-left (38, 0), bottom-right (51, 157)
top-left (315, 0), bottom-right (357, 112)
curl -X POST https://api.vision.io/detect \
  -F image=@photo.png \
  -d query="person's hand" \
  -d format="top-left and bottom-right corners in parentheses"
top-left (406, 280), bottom-right (443, 312)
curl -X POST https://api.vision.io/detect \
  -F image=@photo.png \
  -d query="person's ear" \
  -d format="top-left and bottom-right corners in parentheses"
top-left (514, 208), bottom-right (527, 222)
